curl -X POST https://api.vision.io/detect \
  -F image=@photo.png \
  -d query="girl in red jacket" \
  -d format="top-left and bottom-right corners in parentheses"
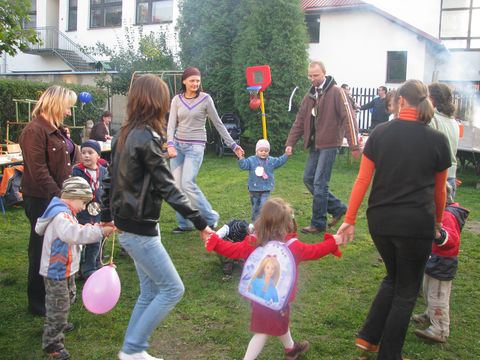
top-left (205, 197), bottom-right (343, 360)
top-left (412, 198), bottom-right (469, 343)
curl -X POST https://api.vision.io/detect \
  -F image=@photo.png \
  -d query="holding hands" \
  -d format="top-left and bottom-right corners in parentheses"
top-left (100, 221), bottom-right (116, 237)
top-left (336, 222), bottom-right (355, 244)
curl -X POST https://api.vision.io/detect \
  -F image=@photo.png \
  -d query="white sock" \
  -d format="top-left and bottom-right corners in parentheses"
top-left (243, 333), bottom-right (269, 360)
top-left (279, 328), bottom-right (295, 351)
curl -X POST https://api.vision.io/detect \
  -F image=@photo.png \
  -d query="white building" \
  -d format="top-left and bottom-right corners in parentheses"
top-left (302, 0), bottom-right (480, 91)
top-left (1, 0), bottom-right (179, 74)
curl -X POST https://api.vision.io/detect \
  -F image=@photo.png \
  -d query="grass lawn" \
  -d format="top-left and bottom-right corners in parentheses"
top-left (0, 149), bottom-right (479, 360)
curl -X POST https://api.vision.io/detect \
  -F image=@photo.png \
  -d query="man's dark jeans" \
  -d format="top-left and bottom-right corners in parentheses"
top-left (358, 234), bottom-right (432, 359)
top-left (303, 147), bottom-right (346, 229)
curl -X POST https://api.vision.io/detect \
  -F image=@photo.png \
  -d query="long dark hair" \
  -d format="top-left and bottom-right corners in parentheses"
top-left (398, 79), bottom-right (434, 124)
top-left (117, 75), bottom-right (170, 149)
top-left (428, 83), bottom-right (456, 117)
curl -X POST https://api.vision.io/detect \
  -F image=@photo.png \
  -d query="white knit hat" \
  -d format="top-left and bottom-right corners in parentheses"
top-left (256, 139), bottom-right (270, 152)
top-left (61, 177), bottom-right (93, 201)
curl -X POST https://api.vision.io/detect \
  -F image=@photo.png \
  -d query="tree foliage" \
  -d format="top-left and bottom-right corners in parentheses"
top-left (85, 27), bottom-right (178, 95)
top-left (177, 0), bottom-right (239, 115)
top-left (177, 0), bottom-right (309, 152)
top-left (0, 0), bottom-right (40, 56)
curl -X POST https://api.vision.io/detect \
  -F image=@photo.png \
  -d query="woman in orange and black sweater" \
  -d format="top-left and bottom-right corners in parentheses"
top-left (337, 80), bottom-right (451, 360)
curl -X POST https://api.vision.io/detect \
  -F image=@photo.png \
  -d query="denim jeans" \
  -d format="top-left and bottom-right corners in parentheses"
top-left (358, 234), bottom-right (432, 360)
top-left (249, 191), bottom-right (270, 221)
top-left (170, 142), bottom-right (219, 228)
top-left (80, 241), bottom-right (101, 278)
top-left (303, 147), bottom-right (346, 229)
top-left (118, 229), bottom-right (185, 354)
top-left (447, 177), bottom-right (456, 201)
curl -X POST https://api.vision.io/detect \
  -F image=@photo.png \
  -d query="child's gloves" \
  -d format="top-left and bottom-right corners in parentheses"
top-left (434, 228), bottom-right (448, 246)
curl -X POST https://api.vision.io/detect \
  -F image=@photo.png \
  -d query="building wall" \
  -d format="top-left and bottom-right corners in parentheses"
top-left (1, 0), bottom-right (180, 73)
top-left (308, 10), bottom-right (433, 89)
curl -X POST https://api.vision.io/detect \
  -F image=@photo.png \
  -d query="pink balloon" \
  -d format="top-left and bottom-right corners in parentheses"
top-left (82, 264), bottom-right (121, 314)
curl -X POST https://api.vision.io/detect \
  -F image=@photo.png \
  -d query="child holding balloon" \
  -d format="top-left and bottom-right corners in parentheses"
top-left (36, 177), bottom-right (114, 360)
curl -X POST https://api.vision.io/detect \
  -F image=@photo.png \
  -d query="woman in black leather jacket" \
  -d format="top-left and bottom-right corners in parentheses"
top-left (101, 74), bottom-right (212, 360)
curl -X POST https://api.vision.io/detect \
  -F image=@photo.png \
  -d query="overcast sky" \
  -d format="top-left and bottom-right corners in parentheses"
top-left (364, 0), bottom-right (440, 37)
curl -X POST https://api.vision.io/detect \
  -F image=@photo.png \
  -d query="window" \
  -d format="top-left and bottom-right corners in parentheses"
top-left (440, 0), bottom-right (480, 50)
top-left (136, 0), bottom-right (173, 24)
top-left (90, 0), bottom-right (122, 28)
top-left (386, 51), bottom-right (407, 83)
top-left (68, 0), bottom-right (77, 31)
top-left (23, 0), bottom-right (36, 29)
top-left (305, 14), bottom-right (320, 43)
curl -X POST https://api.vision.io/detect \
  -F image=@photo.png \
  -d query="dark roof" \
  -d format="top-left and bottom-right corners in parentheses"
top-left (301, 0), bottom-right (444, 47)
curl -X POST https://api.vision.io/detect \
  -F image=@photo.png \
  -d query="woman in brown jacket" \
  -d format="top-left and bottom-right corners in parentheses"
top-left (19, 85), bottom-right (78, 316)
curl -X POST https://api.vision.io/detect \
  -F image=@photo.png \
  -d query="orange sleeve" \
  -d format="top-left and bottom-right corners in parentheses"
top-left (434, 169), bottom-right (448, 223)
top-left (344, 155), bottom-right (375, 225)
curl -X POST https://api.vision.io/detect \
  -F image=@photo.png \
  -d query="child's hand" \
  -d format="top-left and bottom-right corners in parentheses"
top-left (333, 234), bottom-right (344, 245)
top-left (199, 226), bottom-right (214, 243)
top-left (336, 222), bottom-right (355, 244)
top-left (101, 225), bottom-right (115, 237)
top-left (234, 145), bottom-right (245, 159)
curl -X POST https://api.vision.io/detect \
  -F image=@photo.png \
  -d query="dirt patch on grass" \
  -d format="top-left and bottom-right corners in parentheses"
top-left (465, 220), bottom-right (480, 235)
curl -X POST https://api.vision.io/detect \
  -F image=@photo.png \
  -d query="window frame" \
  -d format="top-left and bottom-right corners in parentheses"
top-left (305, 13), bottom-right (320, 44)
top-left (68, 0), bottom-right (77, 31)
top-left (439, 0), bottom-right (480, 50)
top-left (90, 0), bottom-right (123, 29)
top-left (135, 0), bottom-right (174, 25)
top-left (386, 51), bottom-right (408, 84)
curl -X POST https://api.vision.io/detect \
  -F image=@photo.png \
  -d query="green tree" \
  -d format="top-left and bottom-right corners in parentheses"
top-left (86, 27), bottom-right (178, 95)
top-left (177, 0), bottom-right (240, 115)
top-left (0, 0), bottom-right (40, 56)
top-left (232, 0), bottom-right (309, 152)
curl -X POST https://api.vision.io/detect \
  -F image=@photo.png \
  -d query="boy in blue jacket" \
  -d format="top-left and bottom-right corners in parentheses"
top-left (238, 139), bottom-right (289, 221)
top-left (36, 177), bottom-right (114, 359)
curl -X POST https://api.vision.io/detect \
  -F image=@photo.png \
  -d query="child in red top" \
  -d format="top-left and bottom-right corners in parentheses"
top-left (205, 197), bottom-right (342, 360)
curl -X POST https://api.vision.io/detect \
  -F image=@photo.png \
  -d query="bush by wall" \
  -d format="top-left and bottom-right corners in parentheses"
top-left (0, 79), bottom-right (108, 145)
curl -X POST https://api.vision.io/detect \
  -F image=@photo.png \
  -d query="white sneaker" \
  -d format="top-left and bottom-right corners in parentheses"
top-left (118, 351), bottom-right (163, 360)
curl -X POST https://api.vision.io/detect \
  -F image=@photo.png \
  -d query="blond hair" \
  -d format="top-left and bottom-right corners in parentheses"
top-left (254, 197), bottom-right (296, 246)
top-left (32, 85), bottom-right (77, 128)
top-left (309, 60), bottom-right (326, 73)
top-left (251, 256), bottom-right (281, 288)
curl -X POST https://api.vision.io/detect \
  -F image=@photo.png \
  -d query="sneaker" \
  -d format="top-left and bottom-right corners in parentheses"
top-left (118, 351), bottom-right (163, 360)
top-left (411, 313), bottom-right (430, 326)
top-left (172, 227), bottom-right (194, 234)
top-left (285, 340), bottom-right (310, 360)
top-left (355, 338), bottom-right (379, 353)
top-left (222, 261), bottom-right (234, 275)
top-left (64, 323), bottom-right (74, 333)
top-left (45, 347), bottom-right (70, 359)
top-left (414, 328), bottom-right (447, 343)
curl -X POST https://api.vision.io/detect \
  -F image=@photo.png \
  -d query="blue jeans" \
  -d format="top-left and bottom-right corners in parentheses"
top-left (303, 147), bottom-right (346, 229)
top-left (170, 142), bottom-right (219, 229)
top-left (447, 177), bottom-right (456, 201)
top-left (359, 234), bottom-right (432, 359)
top-left (250, 191), bottom-right (270, 221)
top-left (118, 229), bottom-right (185, 354)
top-left (80, 241), bottom-right (101, 278)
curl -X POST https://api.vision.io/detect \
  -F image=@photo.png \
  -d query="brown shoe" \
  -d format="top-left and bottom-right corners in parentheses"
top-left (414, 328), bottom-right (447, 343)
top-left (301, 225), bottom-right (325, 234)
top-left (285, 340), bottom-right (310, 360)
top-left (355, 337), bottom-right (379, 353)
top-left (328, 208), bottom-right (347, 227)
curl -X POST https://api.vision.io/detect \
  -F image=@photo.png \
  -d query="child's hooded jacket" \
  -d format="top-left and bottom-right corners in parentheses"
top-left (36, 197), bottom-right (103, 280)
